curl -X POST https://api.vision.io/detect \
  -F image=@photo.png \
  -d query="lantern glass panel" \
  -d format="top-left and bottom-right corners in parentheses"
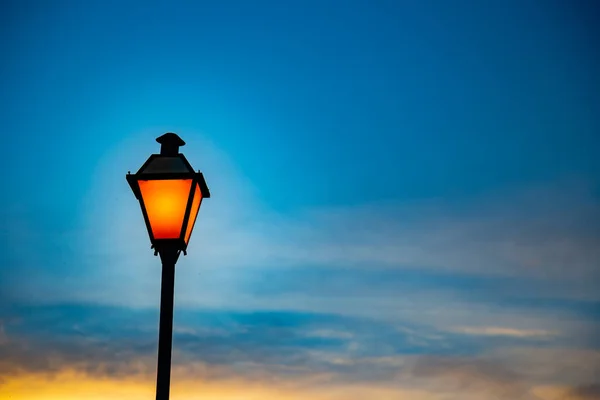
top-left (185, 184), bottom-right (202, 244)
top-left (138, 179), bottom-right (193, 239)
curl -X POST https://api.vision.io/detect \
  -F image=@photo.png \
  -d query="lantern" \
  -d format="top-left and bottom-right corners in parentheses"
top-left (126, 133), bottom-right (210, 255)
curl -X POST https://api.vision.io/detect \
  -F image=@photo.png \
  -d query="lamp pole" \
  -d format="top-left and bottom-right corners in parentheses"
top-left (126, 133), bottom-right (210, 400)
top-left (156, 245), bottom-right (180, 400)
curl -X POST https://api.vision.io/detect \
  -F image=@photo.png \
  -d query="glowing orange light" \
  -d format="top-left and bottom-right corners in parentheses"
top-left (138, 179), bottom-right (192, 239)
top-left (185, 184), bottom-right (202, 244)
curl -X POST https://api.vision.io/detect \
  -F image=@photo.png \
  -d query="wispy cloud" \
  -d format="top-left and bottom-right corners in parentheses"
top-left (450, 326), bottom-right (557, 338)
top-left (564, 384), bottom-right (600, 400)
top-left (1, 303), bottom-right (598, 400)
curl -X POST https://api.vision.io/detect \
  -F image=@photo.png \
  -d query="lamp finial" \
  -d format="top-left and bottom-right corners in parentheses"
top-left (156, 133), bottom-right (186, 156)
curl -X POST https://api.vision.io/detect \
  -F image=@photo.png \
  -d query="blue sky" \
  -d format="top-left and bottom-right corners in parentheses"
top-left (1, 1), bottom-right (599, 399)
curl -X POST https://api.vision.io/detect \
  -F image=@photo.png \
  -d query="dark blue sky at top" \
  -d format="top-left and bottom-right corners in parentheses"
top-left (1, 0), bottom-right (599, 222)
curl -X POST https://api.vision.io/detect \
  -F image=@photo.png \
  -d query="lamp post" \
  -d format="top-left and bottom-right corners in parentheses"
top-left (126, 133), bottom-right (210, 400)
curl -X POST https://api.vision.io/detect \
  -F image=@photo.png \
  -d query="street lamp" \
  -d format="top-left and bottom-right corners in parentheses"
top-left (126, 133), bottom-right (210, 400)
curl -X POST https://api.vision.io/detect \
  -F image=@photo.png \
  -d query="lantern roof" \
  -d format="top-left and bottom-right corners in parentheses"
top-left (138, 156), bottom-right (193, 175)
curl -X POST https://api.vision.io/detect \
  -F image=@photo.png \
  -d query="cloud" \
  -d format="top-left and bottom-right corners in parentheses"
top-left (407, 356), bottom-right (536, 399)
top-left (0, 304), bottom-right (427, 382)
top-left (1, 304), bottom-right (597, 382)
top-left (566, 384), bottom-right (600, 400)
top-left (2, 327), bottom-right (598, 399)
top-left (450, 326), bottom-right (557, 338)
top-left (485, 347), bottom-right (600, 390)
top-left (0, 322), bottom-right (6, 345)
top-left (1, 302), bottom-right (598, 400)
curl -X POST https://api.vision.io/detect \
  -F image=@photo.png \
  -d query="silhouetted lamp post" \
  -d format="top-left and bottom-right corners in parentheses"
top-left (126, 133), bottom-right (210, 400)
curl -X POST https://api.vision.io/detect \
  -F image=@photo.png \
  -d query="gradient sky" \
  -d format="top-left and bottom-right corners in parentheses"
top-left (1, 0), bottom-right (599, 399)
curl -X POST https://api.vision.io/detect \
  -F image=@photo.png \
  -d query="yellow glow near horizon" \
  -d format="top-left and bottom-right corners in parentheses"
top-left (138, 179), bottom-right (192, 239)
top-left (0, 370), bottom-right (445, 400)
top-left (0, 371), bottom-right (152, 400)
